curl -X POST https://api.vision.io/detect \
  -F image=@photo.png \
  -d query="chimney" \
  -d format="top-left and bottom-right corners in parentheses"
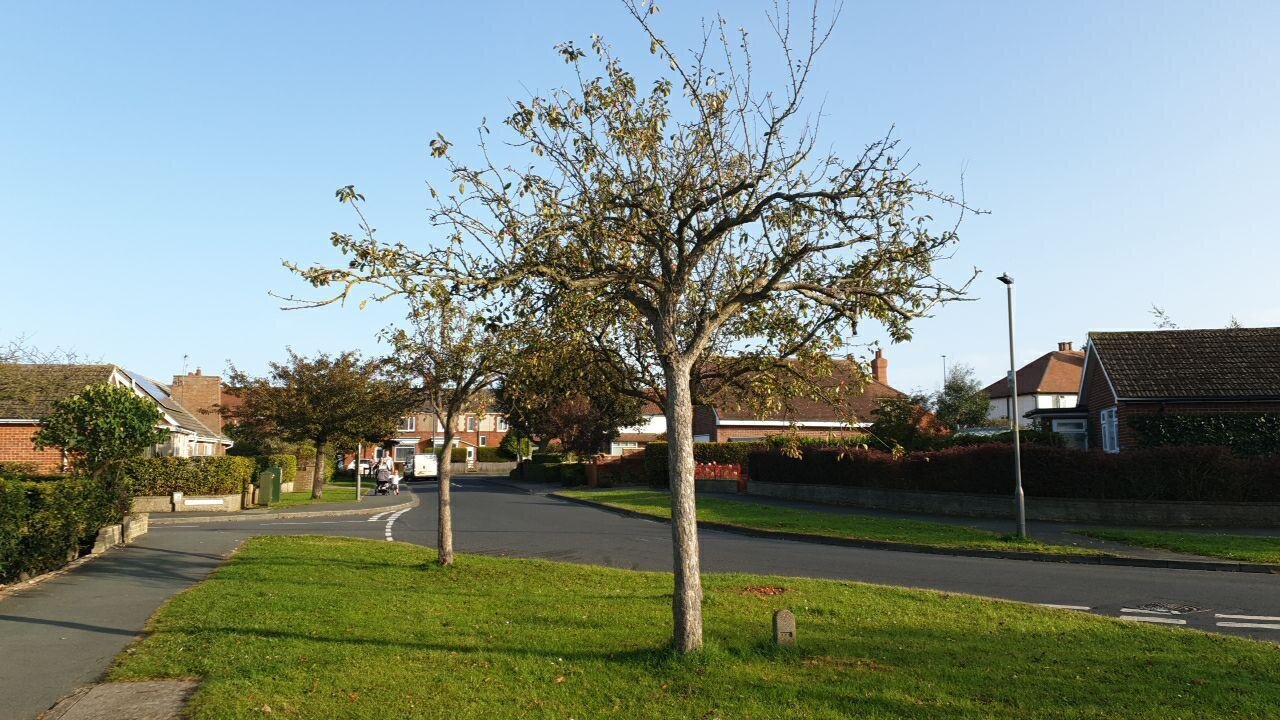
top-left (1058, 341), bottom-right (1073, 352)
top-left (871, 349), bottom-right (889, 385)
top-left (171, 371), bottom-right (224, 437)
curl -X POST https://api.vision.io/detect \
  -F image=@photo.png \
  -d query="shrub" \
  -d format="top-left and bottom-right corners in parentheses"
top-left (476, 446), bottom-right (515, 463)
top-left (746, 443), bottom-right (1280, 502)
top-left (531, 452), bottom-right (565, 465)
top-left (557, 462), bottom-right (587, 486)
top-left (262, 453), bottom-right (298, 484)
top-left (1129, 413), bottom-right (1280, 456)
top-left (644, 440), bottom-right (796, 486)
top-left (0, 475), bottom-right (124, 583)
top-left (948, 429), bottom-right (1061, 447)
top-left (121, 456), bottom-right (257, 496)
top-left (595, 453), bottom-right (649, 487)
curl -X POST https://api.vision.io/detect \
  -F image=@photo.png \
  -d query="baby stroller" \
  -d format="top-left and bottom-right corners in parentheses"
top-left (373, 462), bottom-right (395, 495)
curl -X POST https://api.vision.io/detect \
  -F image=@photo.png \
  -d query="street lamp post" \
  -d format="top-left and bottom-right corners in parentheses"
top-left (941, 354), bottom-right (948, 386)
top-left (997, 273), bottom-right (1027, 539)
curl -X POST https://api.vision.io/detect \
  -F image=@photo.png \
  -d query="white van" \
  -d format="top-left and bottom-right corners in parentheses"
top-left (407, 453), bottom-right (439, 479)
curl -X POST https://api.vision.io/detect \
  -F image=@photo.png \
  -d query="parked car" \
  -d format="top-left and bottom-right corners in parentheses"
top-left (346, 459), bottom-right (372, 474)
top-left (406, 453), bottom-right (438, 479)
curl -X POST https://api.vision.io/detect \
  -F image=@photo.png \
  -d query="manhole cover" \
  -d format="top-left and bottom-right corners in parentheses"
top-left (1134, 601), bottom-right (1203, 614)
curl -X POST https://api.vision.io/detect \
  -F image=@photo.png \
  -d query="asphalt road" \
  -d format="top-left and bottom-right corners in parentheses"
top-left (4, 476), bottom-right (1280, 719)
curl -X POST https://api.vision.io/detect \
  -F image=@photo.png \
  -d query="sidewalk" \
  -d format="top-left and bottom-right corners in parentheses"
top-left (0, 491), bottom-right (415, 720)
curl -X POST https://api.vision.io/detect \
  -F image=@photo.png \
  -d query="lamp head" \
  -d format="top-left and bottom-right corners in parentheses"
top-left (997, 273), bottom-right (1014, 286)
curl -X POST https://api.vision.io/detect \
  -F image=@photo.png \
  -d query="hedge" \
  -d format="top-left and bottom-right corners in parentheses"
top-left (641, 437), bottom-right (871, 486)
top-left (262, 453), bottom-right (298, 484)
top-left (1129, 413), bottom-right (1280, 457)
top-left (121, 456), bottom-right (257, 496)
top-left (0, 475), bottom-right (125, 583)
top-left (747, 443), bottom-right (1280, 502)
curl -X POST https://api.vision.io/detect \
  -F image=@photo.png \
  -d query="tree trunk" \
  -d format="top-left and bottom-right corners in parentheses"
top-left (437, 423), bottom-right (455, 565)
top-left (311, 440), bottom-right (325, 499)
top-left (663, 358), bottom-right (703, 652)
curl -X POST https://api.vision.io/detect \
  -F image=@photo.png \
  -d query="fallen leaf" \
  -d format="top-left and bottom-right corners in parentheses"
top-left (553, 676), bottom-right (566, 684)
top-left (260, 705), bottom-right (272, 714)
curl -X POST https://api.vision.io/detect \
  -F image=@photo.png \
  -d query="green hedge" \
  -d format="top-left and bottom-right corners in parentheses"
top-left (0, 475), bottom-right (125, 582)
top-left (122, 456), bottom-right (257, 496)
top-left (643, 441), bottom-right (767, 485)
top-left (262, 454), bottom-right (298, 484)
top-left (747, 444), bottom-right (1280, 502)
top-left (1129, 413), bottom-right (1280, 456)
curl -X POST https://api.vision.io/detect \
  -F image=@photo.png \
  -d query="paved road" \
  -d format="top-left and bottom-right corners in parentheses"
top-left (4, 476), bottom-right (1280, 718)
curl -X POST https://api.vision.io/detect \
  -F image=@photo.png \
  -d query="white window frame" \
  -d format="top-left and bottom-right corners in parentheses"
top-left (479, 435), bottom-right (488, 447)
top-left (496, 416), bottom-right (508, 431)
top-left (1100, 407), bottom-right (1119, 453)
top-left (467, 417), bottom-right (478, 431)
top-left (399, 416), bottom-right (416, 432)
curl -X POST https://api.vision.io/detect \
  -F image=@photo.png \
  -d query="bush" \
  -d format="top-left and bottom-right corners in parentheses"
top-left (644, 440), bottom-right (790, 486)
top-left (1129, 413), bottom-right (1280, 456)
top-left (0, 475), bottom-right (124, 582)
top-left (595, 453), bottom-right (649, 487)
top-left (121, 456), bottom-right (257, 496)
top-left (747, 443), bottom-right (1280, 502)
top-left (476, 446), bottom-right (515, 463)
top-left (262, 453), bottom-right (298, 484)
top-left (948, 429), bottom-right (1061, 447)
top-left (531, 452), bottom-right (565, 465)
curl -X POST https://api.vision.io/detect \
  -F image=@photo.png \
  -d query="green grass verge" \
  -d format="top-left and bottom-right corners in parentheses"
top-left (1080, 529), bottom-right (1280, 564)
top-left (110, 536), bottom-right (1279, 719)
top-left (558, 489), bottom-right (1100, 556)
top-left (272, 481), bottom-right (358, 504)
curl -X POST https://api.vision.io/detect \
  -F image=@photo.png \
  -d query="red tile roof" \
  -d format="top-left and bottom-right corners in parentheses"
top-left (984, 350), bottom-right (1084, 399)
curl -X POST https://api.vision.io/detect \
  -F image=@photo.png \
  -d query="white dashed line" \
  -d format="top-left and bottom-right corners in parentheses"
top-left (1217, 622), bottom-right (1280, 630)
top-left (367, 511), bottom-right (391, 522)
top-left (1120, 608), bottom-right (1181, 615)
top-left (1215, 614), bottom-right (1280, 622)
top-left (383, 508), bottom-right (410, 542)
top-left (1121, 615), bottom-right (1186, 625)
top-left (1038, 604), bottom-right (1091, 611)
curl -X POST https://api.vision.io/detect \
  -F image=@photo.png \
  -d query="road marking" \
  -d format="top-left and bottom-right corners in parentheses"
top-left (384, 508), bottom-right (410, 542)
top-left (1120, 608), bottom-right (1181, 615)
top-left (1215, 614), bottom-right (1280, 622)
top-left (1120, 615), bottom-right (1186, 625)
top-left (1038, 604), bottom-right (1091, 611)
top-left (1217, 622), bottom-right (1280, 630)
top-left (255, 520), bottom-right (368, 526)
top-left (367, 511), bottom-right (391, 522)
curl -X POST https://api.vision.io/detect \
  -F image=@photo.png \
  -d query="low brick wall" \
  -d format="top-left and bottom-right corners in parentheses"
top-left (746, 481), bottom-right (1280, 528)
top-left (130, 493), bottom-right (245, 514)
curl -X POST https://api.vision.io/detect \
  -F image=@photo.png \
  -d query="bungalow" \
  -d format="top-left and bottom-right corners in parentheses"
top-left (1030, 328), bottom-right (1280, 452)
top-left (610, 402), bottom-right (666, 455)
top-left (692, 350), bottom-right (904, 443)
top-left (983, 341), bottom-right (1085, 429)
top-left (0, 364), bottom-right (232, 472)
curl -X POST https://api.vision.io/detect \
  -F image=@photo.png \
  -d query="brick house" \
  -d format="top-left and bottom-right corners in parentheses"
top-left (983, 342), bottom-right (1085, 429)
top-left (0, 364), bottom-right (232, 472)
top-left (692, 350), bottom-right (905, 442)
top-left (348, 407), bottom-right (510, 470)
top-left (1030, 328), bottom-right (1280, 452)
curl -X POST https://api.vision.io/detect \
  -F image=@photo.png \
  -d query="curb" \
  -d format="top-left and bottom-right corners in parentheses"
top-left (149, 494), bottom-right (419, 525)
top-left (549, 492), bottom-right (1280, 575)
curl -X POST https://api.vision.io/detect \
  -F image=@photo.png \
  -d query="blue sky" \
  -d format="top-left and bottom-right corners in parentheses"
top-left (2, 1), bottom-right (1278, 395)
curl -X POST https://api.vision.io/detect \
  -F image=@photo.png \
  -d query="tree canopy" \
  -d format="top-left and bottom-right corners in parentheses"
top-left (226, 349), bottom-right (416, 498)
top-left (34, 383), bottom-right (167, 478)
top-left (288, 1), bottom-right (975, 651)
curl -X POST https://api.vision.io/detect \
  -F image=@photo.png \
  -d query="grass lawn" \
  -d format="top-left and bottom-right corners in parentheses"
top-left (1079, 529), bottom-right (1280, 564)
top-left (270, 477), bottom-right (361, 508)
top-left (558, 489), bottom-right (1100, 556)
top-left (110, 536), bottom-right (1279, 719)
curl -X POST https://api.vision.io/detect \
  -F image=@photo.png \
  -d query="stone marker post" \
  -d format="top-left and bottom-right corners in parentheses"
top-left (773, 609), bottom-right (797, 646)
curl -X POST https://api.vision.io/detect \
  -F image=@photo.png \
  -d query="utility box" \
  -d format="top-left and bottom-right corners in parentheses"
top-left (257, 467), bottom-right (282, 505)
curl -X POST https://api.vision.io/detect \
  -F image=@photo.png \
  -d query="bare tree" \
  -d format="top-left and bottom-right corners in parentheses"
top-left (292, 1), bottom-right (975, 651)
